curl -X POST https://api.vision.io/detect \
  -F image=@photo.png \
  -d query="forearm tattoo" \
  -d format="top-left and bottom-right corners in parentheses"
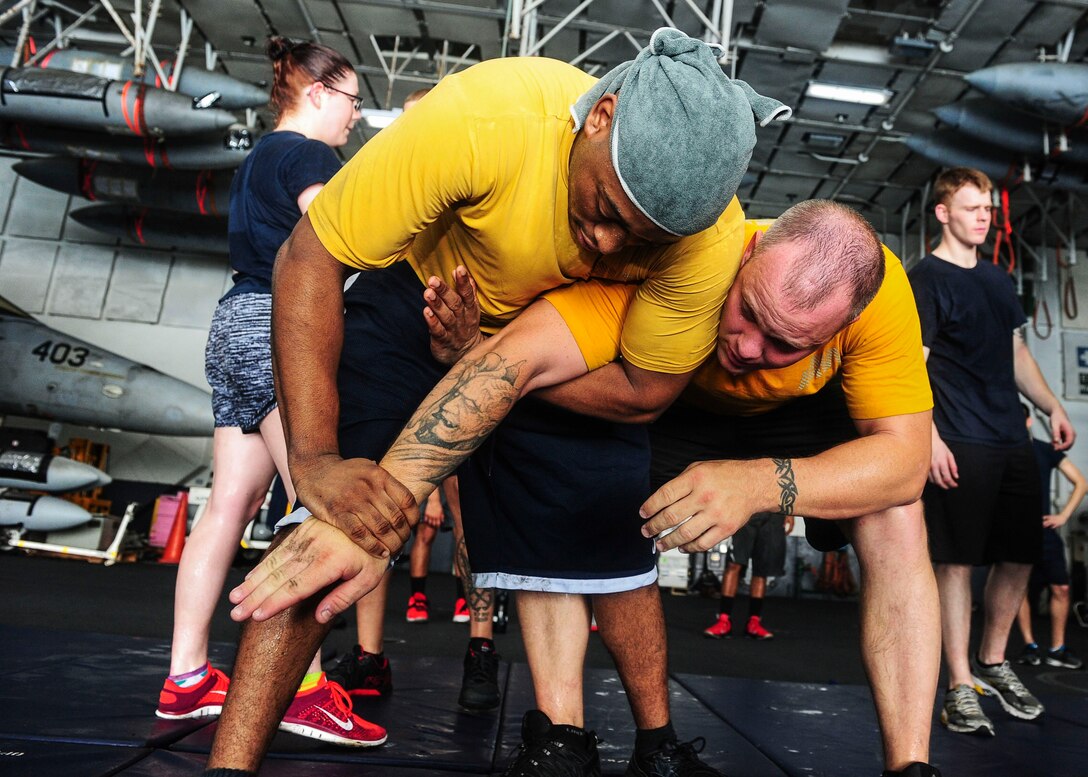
top-left (772, 458), bottom-right (797, 515)
top-left (455, 535), bottom-right (493, 623)
top-left (383, 351), bottom-right (524, 489)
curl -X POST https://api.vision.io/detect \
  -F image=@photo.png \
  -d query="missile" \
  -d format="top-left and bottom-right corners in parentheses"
top-left (14, 157), bottom-right (233, 215)
top-left (1, 46), bottom-right (267, 110)
top-left (0, 493), bottom-right (92, 532)
top-left (69, 204), bottom-right (228, 254)
top-left (0, 450), bottom-right (110, 491)
top-left (0, 67), bottom-right (237, 137)
top-left (965, 62), bottom-right (1088, 127)
top-left (905, 130), bottom-right (1088, 193)
top-left (0, 295), bottom-right (215, 436)
top-left (934, 99), bottom-right (1088, 166)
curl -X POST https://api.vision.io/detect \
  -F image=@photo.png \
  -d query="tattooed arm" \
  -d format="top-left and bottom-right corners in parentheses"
top-left (230, 299), bottom-right (590, 621)
top-left (639, 409), bottom-right (932, 553)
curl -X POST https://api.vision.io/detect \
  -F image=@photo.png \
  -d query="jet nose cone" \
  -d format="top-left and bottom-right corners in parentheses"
top-left (47, 456), bottom-right (111, 491)
top-left (932, 104), bottom-right (960, 126)
top-left (964, 67), bottom-right (1001, 96)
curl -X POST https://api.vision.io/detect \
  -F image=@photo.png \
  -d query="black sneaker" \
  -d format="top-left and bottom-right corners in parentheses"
top-left (1016, 644), bottom-right (1041, 666)
top-left (1045, 646), bottom-right (1083, 669)
top-left (325, 645), bottom-right (393, 697)
top-left (459, 638), bottom-right (501, 711)
top-left (882, 763), bottom-right (943, 777)
top-left (503, 709), bottom-right (600, 777)
top-left (625, 737), bottom-right (722, 776)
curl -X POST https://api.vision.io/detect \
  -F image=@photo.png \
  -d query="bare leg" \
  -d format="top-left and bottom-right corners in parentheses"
top-left (847, 502), bottom-right (939, 771)
top-left (207, 527), bottom-right (334, 772)
top-left (354, 572), bottom-right (392, 654)
top-left (978, 562), bottom-right (1032, 664)
top-left (1050, 584), bottom-right (1071, 649)
top-left (934, 562), bottom-right (974, 688)
top-left (518, 591), bottom-right (590, 726)
top-left (409, 522), bottom-right (438, 577)
top-left (592, 584), bottom-right (670, 730)
top-left (1016, 596), bottom-right (1036, 646)
top-left (721, 563), bottom-right (742, 598)
top-left (749, 575), bottom-right (766, 600)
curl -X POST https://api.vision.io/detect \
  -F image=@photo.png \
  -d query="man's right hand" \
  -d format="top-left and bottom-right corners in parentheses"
top-left (229, 518), bottom-right (389, 623)
top-left (293, 454), bottom-right (418, 558)
top-left (929, 430), bottom-right (958, 489)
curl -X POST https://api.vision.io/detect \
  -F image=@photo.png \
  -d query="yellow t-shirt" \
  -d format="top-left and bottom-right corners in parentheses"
top-left (307, 56), bottom-right (744, 375)
top-left (545, 220), bottom-right (933, 419)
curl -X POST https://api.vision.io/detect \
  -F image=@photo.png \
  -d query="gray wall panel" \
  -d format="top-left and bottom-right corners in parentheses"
top-left (0, 237), bottom-right (57, 312)
top-left (48, 243), bottom-right (115, 318)
top-left (104, 251), bottom-right (171, 323)
top-left (7, 177), bottom-right (68, 240)
top-left (160, 253), bottom-right (230, 329)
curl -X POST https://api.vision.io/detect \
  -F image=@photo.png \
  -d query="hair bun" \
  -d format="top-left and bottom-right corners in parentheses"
top-left (266, 36), bottom-right (294, 62)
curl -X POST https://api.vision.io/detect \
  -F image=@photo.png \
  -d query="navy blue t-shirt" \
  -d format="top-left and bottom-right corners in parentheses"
top-left (1032, 437), bottom-right (1064, 516)
top-left (908, 254), bottom-right (1027, 446)
top-left (225, 131), bottom-right (341, 298)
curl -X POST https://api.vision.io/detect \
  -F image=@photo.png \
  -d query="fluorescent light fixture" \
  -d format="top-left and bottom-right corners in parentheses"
top-left (805, 82), bottom-right (893, 106)
top-left (361, 108), bottom-right (402, 129)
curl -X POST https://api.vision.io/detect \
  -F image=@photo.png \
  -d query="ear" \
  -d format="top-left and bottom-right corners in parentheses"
top-left (739, 230), bottom-right (762, 267)
top-left (582, 93), bottom-right (617, 140)
top-left (934, 202), bottom-right (950, 226)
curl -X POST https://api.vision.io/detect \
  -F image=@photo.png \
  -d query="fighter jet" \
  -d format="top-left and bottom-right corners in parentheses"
top-left (0, 295), bottom-right (214, 436)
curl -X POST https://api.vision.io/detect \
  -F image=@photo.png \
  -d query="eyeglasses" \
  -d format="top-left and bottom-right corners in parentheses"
top-left (322, 83), bottom-right (363, 112)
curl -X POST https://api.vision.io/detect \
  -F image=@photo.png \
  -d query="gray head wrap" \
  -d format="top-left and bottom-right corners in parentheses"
top-left (571, 27), bottom-right (792, 236)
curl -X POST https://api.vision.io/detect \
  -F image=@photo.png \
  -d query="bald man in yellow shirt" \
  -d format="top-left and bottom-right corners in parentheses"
top-left (232, 202), bottom-right (942, 777)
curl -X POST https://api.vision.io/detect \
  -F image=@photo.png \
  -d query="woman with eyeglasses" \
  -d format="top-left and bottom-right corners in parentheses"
top-left (157, 35), bottom-right (384, 748)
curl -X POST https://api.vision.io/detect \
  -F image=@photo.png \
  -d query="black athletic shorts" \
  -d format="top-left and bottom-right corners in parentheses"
top-left (922, 439), bottom-right (1042, 565)
top-left (1033, 528), bottom-right (1070, 587)
top-left (650, 379), bottom-right (857, 552)
top-left (728, 512), bottom-right (787, 577)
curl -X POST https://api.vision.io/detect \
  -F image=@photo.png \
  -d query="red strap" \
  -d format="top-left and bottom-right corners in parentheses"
top-left (992, 188), bottom-right (1015, 274)
top-left (79, 160), bottom-right (98, 200)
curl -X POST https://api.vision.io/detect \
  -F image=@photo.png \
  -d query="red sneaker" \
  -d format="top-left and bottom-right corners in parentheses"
top-left (746, 615), bottom-right (774, 640)
top-left (453, 597), bottom-right (471, 623)
top-left (156, 665), bottom-right (230, 719)
top-left (279, 675), bottom-right (387, 747)
top-left (703, 613), bottom-right (732, 639)
top-left (406, 592), bottom-right (429, 622)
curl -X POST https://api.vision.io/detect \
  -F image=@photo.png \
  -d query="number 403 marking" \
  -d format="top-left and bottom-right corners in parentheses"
top-left (32, 340), bottom-right (90, 367)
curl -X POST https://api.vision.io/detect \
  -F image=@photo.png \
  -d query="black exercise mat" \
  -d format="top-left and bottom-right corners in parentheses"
top-left (0, 626), bottom-right (233, 747)
top-left (0, 737), bottom-right (149, 777)
top-left (117, 749), bottom-right (467, 776)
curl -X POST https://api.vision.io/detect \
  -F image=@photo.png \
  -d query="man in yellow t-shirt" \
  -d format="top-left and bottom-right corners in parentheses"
top-left (207, 28), bottom-right (790, 777)
top-left (232, 202), bottom-right (939, 775)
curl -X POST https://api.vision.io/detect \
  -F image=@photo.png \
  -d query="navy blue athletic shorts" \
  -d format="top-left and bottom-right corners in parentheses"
top-left (922, 440), bottom-right (1041, 566)
top-left (650, 379), bottom-right (856, 552)
top-left (1033, 527), bottom-right (1070, 587)
top-left (728, 512), bottom-right (787, 577)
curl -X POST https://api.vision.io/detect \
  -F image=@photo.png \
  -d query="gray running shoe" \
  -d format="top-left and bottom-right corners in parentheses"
top-left (940, 684), bottom-right (994, 736)
top-left (1044, 646), bottom-right (1083, 670)
top-left (970, 657), bottom-right (1044, 720)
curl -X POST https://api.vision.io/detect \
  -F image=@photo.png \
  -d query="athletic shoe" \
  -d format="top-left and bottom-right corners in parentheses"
top-left (325, 645), bottom-right (393, 697)
top-left (745, 615), bottom-right (773, 640)
top-left (279, 675), bottom-right (387, 747)
top-left (1044, 646), bottom-right (1083, 669)
top-left (939, 684), bottom-right (994, 736)
top-left (1016, 644), bottom-right (1041, 666)
top-left (625, 737), bottom-right (722, 776)
top-left (703, 613), bottom-right (732, 639)
top-left (453, 597), bottom-right (471, 623)
top-left (406, 592), bottom-right (430, 622)
top-left (459, 639), bottom-right (500, 711)
top-left (882, 763), bottom-right (943, 777)
top-left (156, 665), bottom-right (231, 719)
top-left (503, 709), bottom-right (601, 777)
top-left (971, 657), bottom-right (1044, 720)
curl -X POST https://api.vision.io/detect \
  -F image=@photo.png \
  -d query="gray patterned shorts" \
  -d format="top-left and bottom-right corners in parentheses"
top-left (205, 292), bottom-right (276, 433)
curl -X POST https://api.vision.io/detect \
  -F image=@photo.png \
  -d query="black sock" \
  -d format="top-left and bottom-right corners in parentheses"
top-left (468, 637), bottom-right (495, 653)
top-left (202, 770), bottom-right (257, 777)
top-left (634, 721), bottom-right (676, 758)
top-left (719, 596), bottom-right (734, 616)
top-left (410, 576), bottom-right (427, 596)
top-left (456, 579), bottom-right (466, 599)
top-left (749, 597), bottom-right (764, 618)
top-left (975, 652), bottom-right (1001, 669)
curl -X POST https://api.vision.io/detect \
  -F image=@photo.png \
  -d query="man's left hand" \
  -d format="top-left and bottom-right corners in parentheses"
top-left (424, 265), bottom-right (482, 365)
top-left (229, 518), bottom-right (390, 624)
top-left (1051, 405), bottom-right (1076, 451)
top-left (640, 459), bottom-right (758, 552)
